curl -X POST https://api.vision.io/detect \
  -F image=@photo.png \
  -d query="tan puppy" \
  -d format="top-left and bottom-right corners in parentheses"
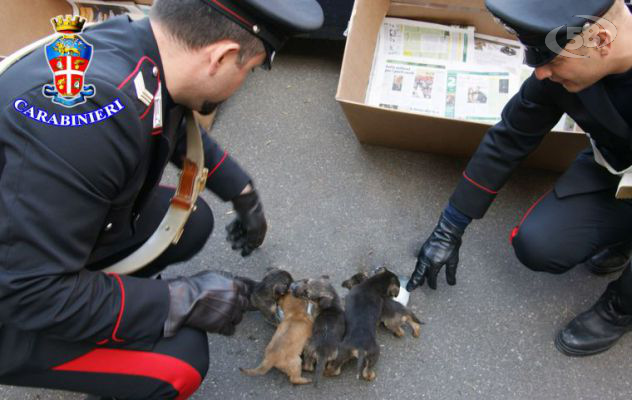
top-left (240, 294), bottom-right (315, 384)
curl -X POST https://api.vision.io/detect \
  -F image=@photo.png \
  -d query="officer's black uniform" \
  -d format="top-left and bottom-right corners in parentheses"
top-left (0, 16), bottom-right (252, 398)
top-left (447, 0), bottom-right (632, 303)
top-left (443, 0), bottom-right (632, 355)
top-left (0, 0), bottom-right (325, 394)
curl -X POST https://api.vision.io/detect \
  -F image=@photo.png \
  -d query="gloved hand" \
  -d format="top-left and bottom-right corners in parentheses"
top-left (226, 185), bottom-right (267, 257)
top-left (164, 271), bottom-right (250, 337)
top-left (406, 213), bottom-right (465, 291)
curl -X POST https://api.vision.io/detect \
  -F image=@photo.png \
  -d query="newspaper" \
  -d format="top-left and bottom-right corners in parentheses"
top-left (367, 58), bottom-right (449, 116)
top-left (376, 17), bottom-right (475, 63)
top-left (66, 0), bottom-right (145, 22)
top-left (367, 57), bottom-right (518, 123)
top-left (366, 18), bottom-right (475, 113)
top-left (366, 17), bottom-right (587, 130)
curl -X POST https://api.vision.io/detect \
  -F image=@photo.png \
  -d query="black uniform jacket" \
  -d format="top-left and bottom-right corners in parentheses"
top-left (450, 72), bottom-right (630, 219)
top-left (0, 17), bottom-right (250, 374)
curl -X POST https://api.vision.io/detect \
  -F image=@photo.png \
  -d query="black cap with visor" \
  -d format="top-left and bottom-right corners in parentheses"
top-left (485, 0), bottom-right (615, 67)
top-left (199, 0), bottom-right (324, 69)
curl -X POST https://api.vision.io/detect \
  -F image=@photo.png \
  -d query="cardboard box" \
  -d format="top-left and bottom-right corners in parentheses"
top-left (0, 0), bottom-right (72, 57)
top-left (335, 0), bottom-right (589, 171)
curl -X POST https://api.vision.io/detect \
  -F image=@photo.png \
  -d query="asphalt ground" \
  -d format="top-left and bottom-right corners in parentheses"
top-left (4, 38), bottom-right (632, 400)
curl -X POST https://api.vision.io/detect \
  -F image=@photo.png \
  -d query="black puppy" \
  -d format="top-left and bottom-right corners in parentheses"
top-left (290, 276), bottom-right (346, 386)
top-left (328, 267), bottom-right (399, 381)
top-left (249, 268), bottom-right (294, 324)
top-left (342, 272), bottom-right (422, 338)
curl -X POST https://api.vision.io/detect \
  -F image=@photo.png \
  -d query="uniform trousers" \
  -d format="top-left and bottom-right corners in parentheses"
top-left (0, 187), bottom-right (215, 399)
top-left (512, 150), bottom-right (632, 314)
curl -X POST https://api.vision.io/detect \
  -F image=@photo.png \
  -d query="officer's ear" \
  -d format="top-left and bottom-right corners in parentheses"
top-left (594, 29), bottom-right (615, 58)
top-left (205, 40), bottom-right (241, 76)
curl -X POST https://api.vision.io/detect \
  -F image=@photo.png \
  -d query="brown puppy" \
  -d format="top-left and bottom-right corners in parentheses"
top-left (327, 267), bottom-right (400, 381)
top-left (342, 272), bottom-right (422, 338)
top-left (290, 276), bottom-right (346, 386)
top-left (240, 294), bottom-right (315, 384)
top-left (249, 268), bottom-right (294, 325)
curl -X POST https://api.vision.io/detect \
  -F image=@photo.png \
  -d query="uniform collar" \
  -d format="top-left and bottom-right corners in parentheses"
top-left (130, 17), bottom-right (177, 110)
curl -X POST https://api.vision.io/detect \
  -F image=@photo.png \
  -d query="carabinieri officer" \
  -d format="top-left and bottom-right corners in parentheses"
top-left (407, 0), bottom-right (632, 356)
top-left (0, 0), bottom-right (322, 398)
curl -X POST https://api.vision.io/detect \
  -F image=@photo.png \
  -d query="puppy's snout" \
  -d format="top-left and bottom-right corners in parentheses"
top-left (289, 281), bottom-right (301, 295)
top-left (388, 283), bottom-right (400, 298)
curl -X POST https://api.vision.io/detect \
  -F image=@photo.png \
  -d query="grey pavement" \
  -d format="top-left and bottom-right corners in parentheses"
top-left (5, 39), bottom-right (632, 400)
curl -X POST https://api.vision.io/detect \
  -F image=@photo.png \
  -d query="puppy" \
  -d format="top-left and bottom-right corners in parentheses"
top-left (240, 294), bottom-right (314, 384)
top-left (327, 267), bottom-right (400, 381)
top-left (249, 268), bottom-right (294, 324)
top-left (342, 272), bottom-right (422, 338)
top-left (290, 276), bottom-right (346, 386)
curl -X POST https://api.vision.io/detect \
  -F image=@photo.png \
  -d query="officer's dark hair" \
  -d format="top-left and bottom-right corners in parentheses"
top-left (150, 0), bottom-right (265, 64)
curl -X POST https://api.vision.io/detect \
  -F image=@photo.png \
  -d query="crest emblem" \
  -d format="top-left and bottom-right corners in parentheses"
top-left (43, 16), bottom-right (95, 107)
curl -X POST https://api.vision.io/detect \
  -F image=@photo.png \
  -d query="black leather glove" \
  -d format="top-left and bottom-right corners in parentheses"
top-left (226, 186), bottom-right (267, 257)
top-left (407, 213), bottom-right (465, 291)
top-left (164, 271), bottom-right (250, 337)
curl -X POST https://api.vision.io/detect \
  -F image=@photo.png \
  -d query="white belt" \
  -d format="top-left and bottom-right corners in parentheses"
top-left (0, 30), bottom-right (207, 275)
top-left (588, 137), bottom-right (632, 199)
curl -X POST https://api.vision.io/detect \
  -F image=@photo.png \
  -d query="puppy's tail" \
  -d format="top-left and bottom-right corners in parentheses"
top-left (239, 359), bottom-right (273, 377)
top-left (313, 358), bottom-right (326, 387)
top-left (313, 348), bottom-right (334, 387)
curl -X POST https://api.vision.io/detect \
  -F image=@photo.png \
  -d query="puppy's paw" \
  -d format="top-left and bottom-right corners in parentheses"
top-left (361, 369), bottom-right (376, 381)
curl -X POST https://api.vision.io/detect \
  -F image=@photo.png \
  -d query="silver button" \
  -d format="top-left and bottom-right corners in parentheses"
top-left (253, 25), bottom-right (260, 34)
top-left (152, 66), bottom-right (159, 77)
top-left (104, 222), bottom-right (113, 232)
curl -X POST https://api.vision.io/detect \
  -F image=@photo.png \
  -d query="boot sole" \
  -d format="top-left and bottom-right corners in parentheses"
top-left (584, 259), bottom-right (630, 276)
top-left (554, 331), bottom-right (617, 357)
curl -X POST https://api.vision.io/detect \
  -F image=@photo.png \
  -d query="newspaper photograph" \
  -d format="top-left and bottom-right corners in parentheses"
top-left (67, 0), bottom-right (145, 22)
top-left (377, 17), bottom-right (475, 64)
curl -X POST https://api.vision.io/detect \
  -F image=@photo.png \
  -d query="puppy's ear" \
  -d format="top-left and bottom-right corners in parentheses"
top-left (341, 279), bottom-right (352, 289)
top-left (319, 295), bottom-right (333, 309)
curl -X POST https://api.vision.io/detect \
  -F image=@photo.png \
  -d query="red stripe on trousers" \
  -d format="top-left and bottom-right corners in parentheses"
top-left (52, 348), bottom-right (202, 400)
top-left (207, 151), bottom-right (228, 178)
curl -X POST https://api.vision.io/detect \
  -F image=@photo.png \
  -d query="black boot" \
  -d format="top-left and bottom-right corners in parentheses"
top-left (584, 241), bottom-right (632, 275)
top-left (555, 286), bottom-right (632, 356)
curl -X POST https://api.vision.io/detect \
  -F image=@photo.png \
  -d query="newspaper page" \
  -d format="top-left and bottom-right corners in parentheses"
top-left (367, 18), bottom-right (475, 105)
top-left (447, 66), bottom-right (518, 123)
top-left (67, 0), bottom-right (145, 22)
top-left (367, 57), bottom-right (518, 124)
top-left (367, 58), bottom-right (448, 116)
top-left (376, 17), bottom-right (475, 64)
